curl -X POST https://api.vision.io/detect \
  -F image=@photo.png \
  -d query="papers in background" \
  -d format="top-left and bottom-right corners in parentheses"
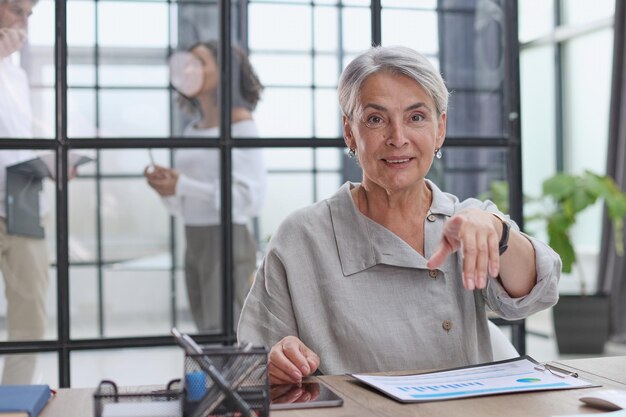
top-left (37, 151), bottom-right (94, 177)
top-left (351, 356), bottom-right (596, 403)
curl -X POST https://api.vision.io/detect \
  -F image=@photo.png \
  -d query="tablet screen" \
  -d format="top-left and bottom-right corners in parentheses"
top-left (270, 382), bottom-right (343, 410)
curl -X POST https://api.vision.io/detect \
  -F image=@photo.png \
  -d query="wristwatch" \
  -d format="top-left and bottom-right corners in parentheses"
top-left (491, 213), bottom-right (510, 255)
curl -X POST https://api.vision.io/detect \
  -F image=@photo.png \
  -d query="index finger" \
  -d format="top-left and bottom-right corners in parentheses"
top-left (426, 240), bottom-right (453, 270)
top-left (282, 340), bottom-right (312, 377)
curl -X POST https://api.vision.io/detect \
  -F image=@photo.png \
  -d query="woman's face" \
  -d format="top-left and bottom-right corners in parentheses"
top-left (189, 44), bottom-right (220, 97)
top-left (343, 71), bottom-right (446, 193)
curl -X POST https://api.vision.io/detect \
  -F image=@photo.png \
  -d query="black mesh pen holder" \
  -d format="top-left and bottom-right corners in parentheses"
top-left (182, 344), bottom-right (269, 417)
top-left (93, 379), bottom-right (183, 417)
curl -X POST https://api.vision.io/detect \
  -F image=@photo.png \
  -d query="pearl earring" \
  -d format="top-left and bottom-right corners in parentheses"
top-left (435, 148), bottom-right (442, 159)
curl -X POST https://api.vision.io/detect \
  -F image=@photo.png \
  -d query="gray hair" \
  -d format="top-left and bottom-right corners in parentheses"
top-left (338, 46), bottom-right (449, 119)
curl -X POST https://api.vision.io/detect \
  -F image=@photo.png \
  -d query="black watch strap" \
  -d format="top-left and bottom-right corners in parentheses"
top-left (498, 217), bottom-right (510, 255)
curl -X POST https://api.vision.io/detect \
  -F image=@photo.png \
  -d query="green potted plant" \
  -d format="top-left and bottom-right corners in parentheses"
top-left (530, 170), bottom-right (626, 354)
top-left (482, 171), bottom-right (626, 353)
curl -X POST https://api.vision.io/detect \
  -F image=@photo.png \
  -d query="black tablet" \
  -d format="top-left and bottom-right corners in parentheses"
top-left (270, 382), bottom-right (343, 410)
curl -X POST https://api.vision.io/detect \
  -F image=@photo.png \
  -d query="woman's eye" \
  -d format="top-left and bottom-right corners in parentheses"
top-left (366, 115), bottom-right (383, 125)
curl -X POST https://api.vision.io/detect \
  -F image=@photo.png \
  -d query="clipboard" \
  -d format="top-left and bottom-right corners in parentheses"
top-left (350, 355), bottom-right (598, 403)
top-left (5, 152), bottom-right (94, 238)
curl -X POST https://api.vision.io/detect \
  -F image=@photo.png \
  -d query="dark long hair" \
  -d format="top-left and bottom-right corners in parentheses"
top-left (177, 40), bottom-right (263, 114)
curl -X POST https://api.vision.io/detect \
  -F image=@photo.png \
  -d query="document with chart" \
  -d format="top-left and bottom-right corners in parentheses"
top-left (350, 356), bottom-right (596, 403)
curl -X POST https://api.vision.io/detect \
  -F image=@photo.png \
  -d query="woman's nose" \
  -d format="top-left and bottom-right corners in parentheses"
top-left (385, 119), bottom-right (409, 147)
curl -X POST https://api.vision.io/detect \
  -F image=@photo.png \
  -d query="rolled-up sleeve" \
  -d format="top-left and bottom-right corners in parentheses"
top-left (485, 233), bottom-right (561, 320)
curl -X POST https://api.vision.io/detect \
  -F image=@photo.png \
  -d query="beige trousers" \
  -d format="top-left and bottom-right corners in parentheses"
top-left (0, 218), bottom-right (49, 384)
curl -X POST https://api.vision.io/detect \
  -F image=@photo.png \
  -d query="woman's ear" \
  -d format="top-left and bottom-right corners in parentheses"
top-left (342, 114), bottom-right (355, 149)
top-left (436, 112), bottom-right (447, 149)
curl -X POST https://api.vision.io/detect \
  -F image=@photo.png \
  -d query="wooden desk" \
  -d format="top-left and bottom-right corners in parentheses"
top-left (40, 356), bottom-right (626, 417)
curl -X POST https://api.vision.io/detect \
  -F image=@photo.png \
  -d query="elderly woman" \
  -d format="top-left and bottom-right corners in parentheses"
top-left (238, 46), bottom-right (560, 384)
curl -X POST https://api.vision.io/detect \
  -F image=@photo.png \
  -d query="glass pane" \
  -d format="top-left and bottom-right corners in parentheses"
top-left (100, 148), bottom-right (167, 175)
top-left (250, 0), bottom-right (309, 3)
top-left (99, 90), bottom-right (170, 137)
top-left (383, 0), bottom-right (435, 7)
top-left (438, 6), bottom-right (507, 139)
top-left (71, 347), bottom-right (184, 388)
top-left (446, 92), bottom-right (504, 138)
top-left (68, 64), bottom-right (96, 87)
top-left (0, 352), bottom-right (58, 386)
top-left (314, 55), bottom-right (340, 87)
top-left (69, 177), bottom-right (97, 264)
top-left (103, 269), bottom-right (175, 337)
top-left (315, 148), bottom-right (342, 170)
top-left (260, 172), bottom-right (313, 243)
top-left (518, 0), bottom-right (554, 43)
top-left (440, 10), bottom-right (505, 90)
top-left (249, 4), bottom-right (312, 51)
top-left (100, 178), bottom-right (170, 262)
top-left (315, 88), bottom-right (341, 138)
top-left (266, 148), bottom-right (312, 170)
top-left (562, 0), bottom-right (614, 26)
top-left (250, 54), bottom-right (312, 86)
top-left (314, 6), bottom-right (339, 51)
top-left (343, 0), bottom-right (369, 6)
top-left (342, 7), bottom-right (371, 52)
top-left (255, 88), bottom-right (313, 137)
top-left (67, 1), bottom-right (95, 47)
top-left (98, 2), bottom-right (169, 48)
top-left (382, 9), bottom-right (438, 55)
top-left (562, 29), bottom-right (613, 257)
top-left (70, 266), bottom-right (99, 338)
top-left (29, 88), bottom-right (56, 138)
top-left (100, 65), bottom-right (168, 87)
top-left (429, 147), bottom-right (509, 203)
top-left (68, 90), bottom-right (97, 137)
top-left (520, 45), bottom-right (556, 232)
top-left (562, 30), bottom-right (613, 176)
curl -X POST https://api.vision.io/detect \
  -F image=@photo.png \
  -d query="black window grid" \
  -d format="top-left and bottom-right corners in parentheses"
top-left (0, 0), bottom-right (524, 387)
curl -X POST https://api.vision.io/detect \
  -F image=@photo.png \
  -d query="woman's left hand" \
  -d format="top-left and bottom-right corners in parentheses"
top-left (427, 208), bottom-right (503, 291)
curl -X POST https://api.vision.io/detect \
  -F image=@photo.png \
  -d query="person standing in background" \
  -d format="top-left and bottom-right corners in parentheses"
top-left (0, 0), bottom-right (50, 384)
top-left (145, 41), bottom-right (266, 333)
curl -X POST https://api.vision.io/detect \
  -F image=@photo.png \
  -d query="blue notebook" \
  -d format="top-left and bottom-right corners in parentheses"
top-left (0, 385), bottom-right (51, 417)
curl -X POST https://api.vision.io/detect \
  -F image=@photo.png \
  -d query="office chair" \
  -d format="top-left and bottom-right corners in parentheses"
top-left (488, 320), bottom-right (519, 360)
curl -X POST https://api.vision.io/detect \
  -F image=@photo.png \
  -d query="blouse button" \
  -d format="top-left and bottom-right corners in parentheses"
top-left (428, 270), bottom-right (438, 278)
top-left (442, 320), bottom-right (452, 332)
top-left (427, 214), bottom-right (436, 222)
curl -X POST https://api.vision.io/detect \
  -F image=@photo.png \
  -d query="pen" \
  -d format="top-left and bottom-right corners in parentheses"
top-left (545, 363), bottom-right (579, 378)
top-left (148, 149), bottom-right (155, 166)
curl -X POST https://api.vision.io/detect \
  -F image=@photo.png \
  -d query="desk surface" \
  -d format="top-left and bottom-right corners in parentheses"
top-left (41, 356), bottom-right (626, 417)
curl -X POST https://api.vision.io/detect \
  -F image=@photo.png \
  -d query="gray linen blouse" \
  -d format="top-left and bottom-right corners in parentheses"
top-left (238, 181), bottom-right (560, 375)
